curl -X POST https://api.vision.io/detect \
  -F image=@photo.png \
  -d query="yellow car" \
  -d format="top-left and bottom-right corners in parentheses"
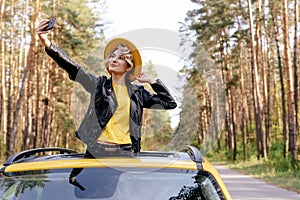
top-left (0, 146), bottom-right (231, 200)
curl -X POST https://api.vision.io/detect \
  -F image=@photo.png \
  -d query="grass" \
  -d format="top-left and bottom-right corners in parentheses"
top-left (213, 159), bottom-right (300, 194)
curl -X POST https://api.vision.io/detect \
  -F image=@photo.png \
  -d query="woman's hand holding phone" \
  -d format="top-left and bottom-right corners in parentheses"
top-left (42, 18), bottom-right (56, 31)
top-left (36, 18), bottom-right (56, 49)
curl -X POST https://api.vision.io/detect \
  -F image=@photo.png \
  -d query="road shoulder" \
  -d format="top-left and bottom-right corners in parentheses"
top-left (214, 164), bottom-right (300, 200)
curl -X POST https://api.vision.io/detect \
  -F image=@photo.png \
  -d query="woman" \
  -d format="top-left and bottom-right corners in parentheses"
top-left (36, 19), bottom-right (177, 155)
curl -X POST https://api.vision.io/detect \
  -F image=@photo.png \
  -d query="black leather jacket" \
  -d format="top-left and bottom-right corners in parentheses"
top-left (45, 44), bottom-right (177, 152)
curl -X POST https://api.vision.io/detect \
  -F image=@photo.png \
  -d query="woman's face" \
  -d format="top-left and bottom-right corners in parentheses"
top-left (107, 50), bottom-right (132, 76)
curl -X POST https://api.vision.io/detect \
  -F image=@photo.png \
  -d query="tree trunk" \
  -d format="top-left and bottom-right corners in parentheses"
top-left (291, 0), bottom-right (299, 164)
top-left (6, 0), bottom-right (15, 158)
top-left (237, 25), bottom-right (247, 160)
top-left (225, 34), bottom-right (237, 161)
top-left (282, 0), bottom-right (297, 164)
top-left (0, 0), bottom-right (7, 158)
top-left (247, 0), bottom-right (265, 160)
top-left (264, 27), bottom-right (272, 154)
top-left (271, 5), bottom-right (288, 158)
top-left (257, 0), bottom-right (268, 159)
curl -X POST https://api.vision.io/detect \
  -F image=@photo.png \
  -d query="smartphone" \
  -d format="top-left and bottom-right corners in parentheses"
top-left (42, 17), bottom-right (56, 31)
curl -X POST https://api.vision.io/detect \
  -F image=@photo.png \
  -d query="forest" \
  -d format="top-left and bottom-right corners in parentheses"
top-left (181, 0), bottom-right (299, 168)
top-left (0, 0), bottom-right (299, 171)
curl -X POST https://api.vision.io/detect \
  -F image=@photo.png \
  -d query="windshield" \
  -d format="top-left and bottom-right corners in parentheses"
top-left (0, 168), bottom-right (224, 200)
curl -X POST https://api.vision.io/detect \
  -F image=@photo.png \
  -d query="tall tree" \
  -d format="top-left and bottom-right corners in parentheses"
top-left (257, 0), bottom-right (269, 158)
top-left (1, 0), bottom-right (106, 158)
top-left (6, 0), bottom-right (16, 157)
top-left (0, 0), bottom-right (7, 158)
top-left (270, 1), bottom-right (288, 157)
top-left (247, 0), bottom-right (265, 160)
top-left (291, 0), bottom-right (299, 165)
top-left (282, 0), bottom-right (298, 164)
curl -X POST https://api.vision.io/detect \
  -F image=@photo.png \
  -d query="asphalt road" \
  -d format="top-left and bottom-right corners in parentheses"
top-left (214, 165), bottom-right (300, 200)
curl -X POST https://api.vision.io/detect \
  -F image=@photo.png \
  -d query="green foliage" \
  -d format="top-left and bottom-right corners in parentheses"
top-left (84, 45), bottom-right (106, 75)
top-left (54, 101), bottom-right (75, 133)
top-left (140, 61), bottom-right (174, 151)
top-left (267, 142), bottom-right (299, 172)
top-left (209, 138), bottom-right (300, 172)
top-left (43, 0), bottom-right (104, 60)
top-left (186, 0), bottom-right (235, 54)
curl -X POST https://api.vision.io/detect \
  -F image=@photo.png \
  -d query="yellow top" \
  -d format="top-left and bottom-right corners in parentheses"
top-left (98, 84), bottom-right (131, 144)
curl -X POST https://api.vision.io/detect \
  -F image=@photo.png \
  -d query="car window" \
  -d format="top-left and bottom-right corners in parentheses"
top-left (0, 168), bottom-right (224, 200)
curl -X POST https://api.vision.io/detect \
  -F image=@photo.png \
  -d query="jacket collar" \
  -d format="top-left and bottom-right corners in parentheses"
top-left (104, 77), bottom-right (113, 89)
top-left (104, 77), bottom-right (139, 91)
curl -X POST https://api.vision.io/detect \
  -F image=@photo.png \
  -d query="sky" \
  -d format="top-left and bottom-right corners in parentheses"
top-left (103, 0), bottom-right (197, 35)
top-left (102, 0), bottom-right (198, 72)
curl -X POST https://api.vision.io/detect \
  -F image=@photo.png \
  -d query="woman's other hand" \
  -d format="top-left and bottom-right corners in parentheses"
top-left (135, 73), bottom-right (156, 84)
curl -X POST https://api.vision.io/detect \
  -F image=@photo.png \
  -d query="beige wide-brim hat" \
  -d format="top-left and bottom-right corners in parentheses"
top-left (104, 38), bottom-right (142, 81)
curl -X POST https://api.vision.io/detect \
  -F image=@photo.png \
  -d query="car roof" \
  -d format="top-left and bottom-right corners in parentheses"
top-left (1, 146), bottom-right (204, 173)
top-left (0, 146), bottom-right (233, 199)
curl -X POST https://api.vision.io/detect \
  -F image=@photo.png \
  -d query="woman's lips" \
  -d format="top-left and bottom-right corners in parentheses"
top-left (110, 63), bottom-right (118, 67)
